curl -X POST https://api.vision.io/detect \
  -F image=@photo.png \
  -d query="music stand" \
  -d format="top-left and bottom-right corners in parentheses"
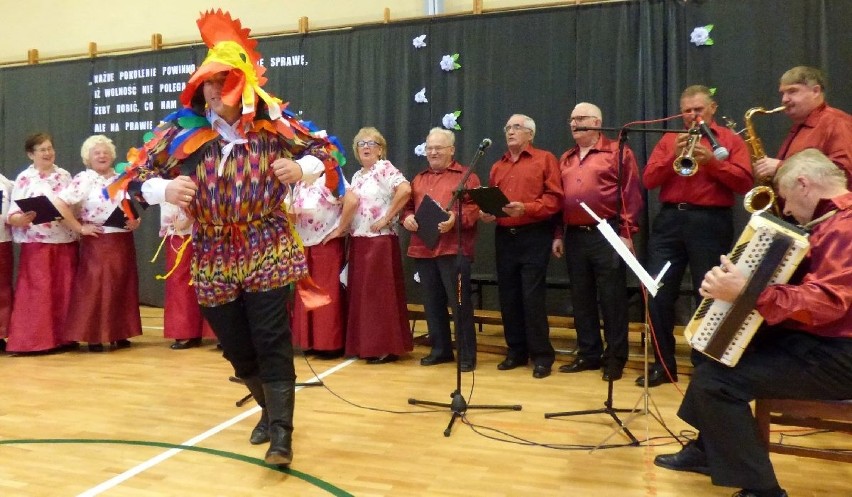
top-left (408, 140), bottom-right (522, 437)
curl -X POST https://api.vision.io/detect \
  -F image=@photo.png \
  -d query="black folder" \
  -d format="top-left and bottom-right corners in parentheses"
top-left (14, 195), bottom-right (63, 225)
top-left (464, 186), bottom-right (510, 217)
top-left (414, 194), bottom-right (450, 249)
top-left (103, 201), bottom-right (139, 229)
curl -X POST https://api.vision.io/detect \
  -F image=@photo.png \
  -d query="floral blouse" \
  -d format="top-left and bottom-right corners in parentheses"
top-left (58, 169), bottom-right (129, 234)
top-left (0, 173), bottom-right (13, 243)
top-left (159, 202), bottom-right (192, 237)
top-left (10, 164), bottom-right (77, 244)
top-left (349, 159), bottom-right (408, 237)
top-left (291, 175), bottom-right (349, 247)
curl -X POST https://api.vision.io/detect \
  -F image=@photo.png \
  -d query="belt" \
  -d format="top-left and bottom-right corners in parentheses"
top-left (564, 223), bottom-right (596, 232)
top-left (662, 202), bottom-right (731, 211)
top-left (498, 222), bottom-right (549, 235)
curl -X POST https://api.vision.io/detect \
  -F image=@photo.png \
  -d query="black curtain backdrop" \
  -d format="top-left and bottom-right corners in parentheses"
top-left (1, 0), bottom-right (849, 316)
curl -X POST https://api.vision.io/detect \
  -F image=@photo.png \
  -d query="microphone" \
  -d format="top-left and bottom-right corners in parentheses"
top-left (478, 138), bottom-right (492, 151)
top-left (696, 117), bottom-right (730, 160)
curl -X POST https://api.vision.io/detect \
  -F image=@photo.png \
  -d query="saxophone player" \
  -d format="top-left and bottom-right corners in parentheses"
top-left (655, 149), bottom-right (852, 497)
top-left (754, 66), bottom-right (852, 182)
top-left (640, 85), bottom-right (752, 387)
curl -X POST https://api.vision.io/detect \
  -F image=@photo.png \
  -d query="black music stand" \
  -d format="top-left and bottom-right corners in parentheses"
top-left (407, 140), bottom-right (522, 437)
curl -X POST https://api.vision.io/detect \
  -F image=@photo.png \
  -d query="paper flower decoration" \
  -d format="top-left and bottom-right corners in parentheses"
top-left (414, 88), bottom-right (428, 103)
top-left (690, 25), bottom-right (714, 46)
top-left (442, 111), bottom-right (461, 130)
top-left (412, 35), bottom-right (427, 49)
top-left (709, 87), bottom-right (717, 96)
top-left (414, 142), bottom-right (427, 156)
top-left (440, 54), bottom-right (461, 72)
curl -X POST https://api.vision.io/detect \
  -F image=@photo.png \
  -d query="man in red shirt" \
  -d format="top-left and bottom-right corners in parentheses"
top-left (481, 114), bottom-right (563, 379)
top-left (641, 85), bottom-right (753, 387)
top-left (552, 103), bottom-right (643, 381)
top-left (754, 66), bottom-right (852, 182)
top-left (655, 149), bottom-right (852, 497)
top-left (402, 128), bottom-right (480, 371)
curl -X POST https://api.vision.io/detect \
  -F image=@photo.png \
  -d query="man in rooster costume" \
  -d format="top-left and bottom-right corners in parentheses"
top-left (112, 10), bottom-right (346, 466)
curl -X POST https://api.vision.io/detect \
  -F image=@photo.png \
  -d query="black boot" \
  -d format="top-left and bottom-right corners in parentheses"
top-left (242, 377), bottom-right (269, 445)
top-left (262, 381), bottom-right (295, 466)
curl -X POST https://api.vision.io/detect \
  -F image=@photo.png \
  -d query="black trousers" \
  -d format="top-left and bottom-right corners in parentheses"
top-left (646, 206), bottom-right (733, 373)
top-left (200, 287), bottom-right (295, 383)
top-left (495, 223), bottom-right (555, 367)
top-left (414, 255), bottom-right (476, 364)
top-left (678, 331), bottom-right (852, 490)
top-left (562, 225), bottom-right (629, 369)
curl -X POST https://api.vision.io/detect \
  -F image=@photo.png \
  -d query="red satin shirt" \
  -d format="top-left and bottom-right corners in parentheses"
top-left (488, 144), bottom-right (563, 227)
top-left (778, 104), bottom-right (852, 180)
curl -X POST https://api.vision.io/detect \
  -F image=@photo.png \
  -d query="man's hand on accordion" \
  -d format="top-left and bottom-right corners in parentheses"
top-left (699, 255), bottom-right (747, 303)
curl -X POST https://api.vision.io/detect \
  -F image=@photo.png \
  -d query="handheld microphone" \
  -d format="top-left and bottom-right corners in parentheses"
top-left (696, 117), bottom-right (729, 160)
top-left (478, 138), bottom-right (492, 151)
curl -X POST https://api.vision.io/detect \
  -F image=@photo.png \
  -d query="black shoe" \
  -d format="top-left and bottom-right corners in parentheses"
top-left (313, 349), bottom-right (344, 359)
top-left (653, 440), bottom-right (710, 475)
top-left (420, 354), bottom-right (454, 366)
top-left (497, 357), bottom-right (528, 370)
top-left (635, 368), bottom-right (677, 387)
top-left (532, 365), bottom-right (551, 379)
top-left (0, 339), bottom-right (5, 352)
top-left (88, 343), bottom-right (105, 352)
top-left (459, 362), bottom-right (475, 372)
top-left (731, 489), bottom-right (788, 497)
top-left (365, 354), bottom-right (398, 364)
top-left (114, 339), bottom-right (132, 349)
top-left (558, 357), bottom-right (602, 373)
top-left (170, 337), bottom-right (202, 350)
top-left (216, 342), bottom-right (223, 350)
top-left (602, 369), bottom-right (623, 382)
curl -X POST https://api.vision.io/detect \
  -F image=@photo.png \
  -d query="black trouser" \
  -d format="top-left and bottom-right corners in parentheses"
top-left (200, 287), bottom-right (295, 383)
top-left (562, 224), bottom-right (629, 370)
top-left (678, 331), bottom-right (852, 490)
top-left (415, 255), bottom-right (476, 364)
top-left (495, 222), bottom-right (555, 368)
top-left (646, 205), bottom-right (733, 374)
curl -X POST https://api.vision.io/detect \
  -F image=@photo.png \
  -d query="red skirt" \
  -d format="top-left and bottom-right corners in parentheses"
top-left (0, 241), bottom-right (15, 338)
top-left (292, 237), bottom-right (345, 351)
top-left (7, 242), bottom-right (78, 352)
top-left (64, 232), bottom-right (143, 345)
top-left (163, 235), bottom-right (215, 340)
top-left (345, 235), bottom-right (412, 358)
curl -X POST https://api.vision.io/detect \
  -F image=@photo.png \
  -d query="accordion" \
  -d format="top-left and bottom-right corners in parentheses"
top-left (684, 213), bottom-right (810, 366)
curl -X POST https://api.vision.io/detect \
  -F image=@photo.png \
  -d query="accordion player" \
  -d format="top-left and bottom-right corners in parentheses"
top-left (683, 213), bottom-right (809, 366)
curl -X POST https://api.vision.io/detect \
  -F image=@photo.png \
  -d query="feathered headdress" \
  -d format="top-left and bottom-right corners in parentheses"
top-left (180, 9), bottom-right (283, 124)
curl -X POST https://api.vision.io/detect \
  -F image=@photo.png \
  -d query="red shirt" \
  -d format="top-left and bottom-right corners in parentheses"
top-left (489, 143), bottom-right (563, 227)
top-left (756, 192), bottom-right (852, 339)
top-left (778, 104), bottom-right (852, 180)
top-left (556, 134), bottom-right (644, 238)
top-left (403, 161), bottom-right (480, 258)
top-left (643, 120), bottom-right (753, 206)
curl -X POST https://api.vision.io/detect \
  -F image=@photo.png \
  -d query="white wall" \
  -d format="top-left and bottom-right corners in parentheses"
top-left (0, 0), bottom-right (584, 64)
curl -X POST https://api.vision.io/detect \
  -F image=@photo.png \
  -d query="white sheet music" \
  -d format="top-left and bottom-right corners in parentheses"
top-left (579, 202), bottom-right (667, 297)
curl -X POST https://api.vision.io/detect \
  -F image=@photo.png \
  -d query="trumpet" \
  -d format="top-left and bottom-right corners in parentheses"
top-left (673, 123), bottom-right (701, 176)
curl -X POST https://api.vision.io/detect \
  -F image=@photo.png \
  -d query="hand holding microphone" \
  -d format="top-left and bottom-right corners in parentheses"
top-left (695, 117), bottom-right (730, 161)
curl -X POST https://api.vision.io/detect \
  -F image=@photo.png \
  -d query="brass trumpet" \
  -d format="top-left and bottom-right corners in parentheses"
top-left (673, 124), bottom-right (701, 176)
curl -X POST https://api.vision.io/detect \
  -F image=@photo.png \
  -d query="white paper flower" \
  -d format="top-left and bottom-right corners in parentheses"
top-left (414, 88), bottom-right (428, 103)
top-left (440, 53), bottom-right (461, 72)
top-left (442, 111), bottom-right (461, 130)
top-left (412, 35), bottom-right (427, 49)
top-left (414, 142), bottom-right (427, 156)
top-left (690, 25), bottom-right (714, 46)
top-left (413, 271), bottom-right (421, 283)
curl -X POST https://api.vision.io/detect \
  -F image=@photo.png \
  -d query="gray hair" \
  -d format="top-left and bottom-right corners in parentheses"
top-left (80, 134), bottom-right (116, 167)
top-left (780, 66), bottom-right (826, 92)
top-left (774, 148), bottom-right (846, 191)
top-left (511, 113), bottom-right (536, 138)
top-left (427, 127), bottom-right (455, 146)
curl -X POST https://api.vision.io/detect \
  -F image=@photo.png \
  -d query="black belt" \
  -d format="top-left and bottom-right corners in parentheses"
top-left (662, 202), bottom-right (731, 211)
top-left (565, 223), bottom-right (596, 232)
top-left (498, 221), bottom-right (549, 235)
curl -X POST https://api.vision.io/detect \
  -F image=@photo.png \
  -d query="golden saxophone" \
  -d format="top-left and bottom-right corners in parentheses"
top-left (742, 106), bottom-right (785, 215)
top-left (673, 122), bottom-right (701, 177)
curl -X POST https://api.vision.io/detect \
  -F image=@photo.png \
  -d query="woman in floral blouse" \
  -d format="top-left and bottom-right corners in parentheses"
top-left (345, 127), bottom-right (413, 364)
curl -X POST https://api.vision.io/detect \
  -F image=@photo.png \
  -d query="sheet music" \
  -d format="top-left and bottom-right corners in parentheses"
top-left (579, 202), bottom-right (667, 297)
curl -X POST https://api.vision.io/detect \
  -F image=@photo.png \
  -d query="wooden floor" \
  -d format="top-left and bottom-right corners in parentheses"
top-left (0, 307), bottom-right (849, 497)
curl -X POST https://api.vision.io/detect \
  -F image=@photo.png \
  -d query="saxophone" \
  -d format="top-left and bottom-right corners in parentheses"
top-left (742, 106), bottom-right (785, 215)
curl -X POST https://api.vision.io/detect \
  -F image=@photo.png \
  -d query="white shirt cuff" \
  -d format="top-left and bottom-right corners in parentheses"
top-left (141, 177), bottom-right (171, 205)
top-left (296, 155), bottom-right (324, 184)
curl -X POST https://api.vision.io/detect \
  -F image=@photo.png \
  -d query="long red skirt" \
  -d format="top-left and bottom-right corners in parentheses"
top-left (163, 235), bottom-right (215, 340)
top-left (64, 232), bottom-right (143, 345)
top-left (7, 242), bottom-right (78, 352)
top-left (0, 241), bottom-right (15, 338)
top-left (292, 237), bottom-right (345, 351)
top-left (345, 235), bottom-right (412, 358)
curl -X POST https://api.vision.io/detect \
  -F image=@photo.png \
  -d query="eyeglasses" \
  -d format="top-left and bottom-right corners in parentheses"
top-left (425, 146), bottom-right (450, 153)
top-left (356, 140), bottom-right (380, 148)
top-left (569, 116), bottom-right (596, 123)
top-left (33, 146), bottom-right (55, 153)
top-left (503, 124), bottom-right (530, 133)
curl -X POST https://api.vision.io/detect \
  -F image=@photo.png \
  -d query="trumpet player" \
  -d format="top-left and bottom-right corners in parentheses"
top-left (640, 85), bottom-right (752, 387)
top-left (753, 66), bottom-right (852, 183)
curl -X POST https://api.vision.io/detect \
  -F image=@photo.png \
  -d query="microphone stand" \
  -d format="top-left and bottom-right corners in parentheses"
top-left (408, 141), bottom-right (522, 437)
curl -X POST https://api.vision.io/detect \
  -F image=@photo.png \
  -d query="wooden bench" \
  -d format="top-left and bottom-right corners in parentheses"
top-left (755, 398), bottom-right (852, 463)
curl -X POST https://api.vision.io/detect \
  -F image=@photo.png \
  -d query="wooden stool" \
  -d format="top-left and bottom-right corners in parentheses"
top-left (755, 398), bottom-right (852, 463)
